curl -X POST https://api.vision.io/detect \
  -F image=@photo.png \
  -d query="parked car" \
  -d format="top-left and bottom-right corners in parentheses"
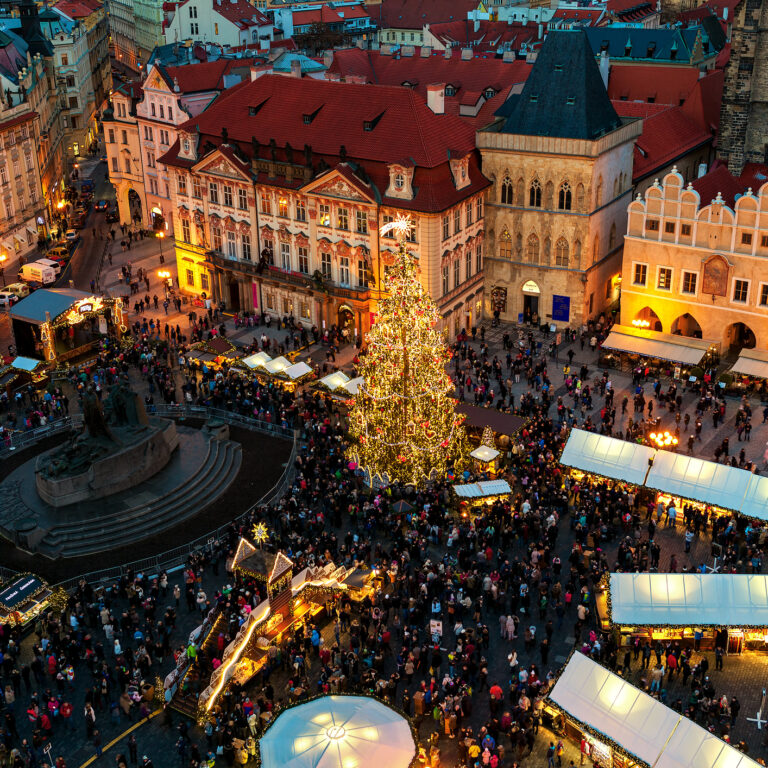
top-left (0, 290), bottom-right (20, 307)
top-left (106, 209), bottom-right (119, 223)
top-left (4, 282), bottom-right (30, 299)
top-left (64, 228), bottom-right (78, 241)
top-left (94, 199), bottom-right (109, 211)
top-left (47, 245), bottom-right (71, 262)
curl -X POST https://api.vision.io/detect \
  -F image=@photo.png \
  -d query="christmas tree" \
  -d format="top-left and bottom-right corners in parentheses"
top-left (347, 217), bottom-right (468, 486)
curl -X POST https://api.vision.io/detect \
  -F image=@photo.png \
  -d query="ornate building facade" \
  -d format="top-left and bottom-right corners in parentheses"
top-left (622, 168), bottom-right (768, 351)
top-left (160, 75), bottom-right (488, 339)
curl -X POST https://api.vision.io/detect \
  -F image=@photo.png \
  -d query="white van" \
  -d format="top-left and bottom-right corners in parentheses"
top-left (18, 262), bottom-right (56, 285)
top-left (34, 258), bottom-right (62, 277)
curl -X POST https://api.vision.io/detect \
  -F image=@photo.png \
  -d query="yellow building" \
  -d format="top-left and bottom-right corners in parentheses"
top-left (622, 167), bottom-right (768, 352)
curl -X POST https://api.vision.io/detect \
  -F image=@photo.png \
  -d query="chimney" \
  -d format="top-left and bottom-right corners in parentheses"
top-left (599, 50), bottom-right (609, 88)
top-left (420, 45), bottom-right (431, 57)
top-left (323, 49), bottom-right (333, 67)
top-left (461, 47), bottom-right (472, 60)
top-left (474, 17), bottom-right (480, 32)
top-left (502, 50), bottom-right (515, 62)
top-left (291, 58), bottom-right (301, 77)
top-left (537, 22), bottom-right (543, 39)
top-left (698, 162), bottom-right (707, 178)
top-left (444, 46), bottom-right (452, 59)
top-left (380, 43), bottom-right (391, 55)
top-left (426, 83), bottom-right (445, 114)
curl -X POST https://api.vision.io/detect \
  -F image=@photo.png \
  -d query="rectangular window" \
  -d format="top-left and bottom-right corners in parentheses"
top-left (300, 301), bottom-right (310, 320)
top-left (124, 158), bottom-right (130, 173)
top-left (111, 157), bottom-right (118, 172)
top-left (762, 235), bottom-right (768, 248)
top-left (646, 219), bottom-right (659, 231)
top-left (406, 223), bottom-right (416, 242)
top-left (226, 230), bottom-right (236, 258)
top-left (466, 250), bottom-right (472, 280)
top-left (339, 256), bottom-right (350, 285)
top-left (682, 271), bottom-right (697, 295)
top-left (337, 207), bottom-right (349, 230)
top-left (454, 208), bottom-right (461, 235)
top-left (681, 223), bottom-right (691, 236)
top-left (178, 175), bottom-right (187, 195)
top-left (657, 267), bottom-right (672, 290)
top-left (108, 129), bottom-right (115, 143)
top-left (223, 186), bottom-right (233, 207)
top-left (466, 201), bottom-right (473, 226)
top-left (121, 130), bottom-right (128, 144)
top-left (151, 103), bottom-right (156, 117)
top-left (476, 197), bottom-right (483, 220)
top-left (605, 279), bottom-right (612, 299)
top-left (298, 246), bottom-right (309, 274)
top-left (476, 243), bottom-right (482, 273)
top-left (209, 183), bottom-right (219, 204)
top-left (357, 259), bottom-right (366, 287)
top-left (733, 279), bottom-right (749, 303)
top-left (296, 200), bottom-right (306, 222)
top-left (664, 221), bottom-right (675, 234)
top-left (382, 215), bottom-right (393, 237)
top-left (442, 215), bottom-right (449, 241)
top-left (181, 219), bottom-right (191, 242)
top-left (318, 204), bottom-right (330, 225)
top-left (186, 269), bottom-right (194, 286)
top-left (193, 179), bottom-right (203, 198)
top-left (442, 264), bottom-right (449, 296)
top-left (212, 227), bottom-right (222, 252)
top-left (200, 273), bottom-right (209, 291)
top-left (321, 252), bottom-right (331, 279)
top-left (454, 258), bottom-right (460, 289)
top-left (238, 189), bottom-right (248, 210)
top-left (633, 263), bottom-right (647, 286)
top-left (742, 232), bottom-right (753, 245)
top-left (280, 242), bottom-right (291, 271)
top-left (356, 210), bottom-right (368, 234)
top-left (242, 233), bottom-right (251, 261)
top-left (168, 107), bottom-right (173, 121)
top-left (260, 193), bottom-right (271, 214)
top-left (190, 22), bottom-right (198, 34)
top-left (760, 284), bottom-right (768, 307)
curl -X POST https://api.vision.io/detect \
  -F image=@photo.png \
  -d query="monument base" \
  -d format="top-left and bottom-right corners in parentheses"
top-left (35, 417), bottom-right (179, 507)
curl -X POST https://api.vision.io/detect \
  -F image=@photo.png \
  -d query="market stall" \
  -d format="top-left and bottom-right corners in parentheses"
top-left (605, 572), bottom-right (768, 652)
top-left (318, 371), bottom-right (350, 391)
top-left (0, 574), bottom-right (52, 626)
top-left (0, 356), bottom-right (49, 395)
top-left (726, 349), bottom-right (768, 395)
top-left (186, 336), bottom-right (245, 371)
top-left (258, 695), bottom-right (416, 768)
top-left (546, 651), bottom-right (761, 768)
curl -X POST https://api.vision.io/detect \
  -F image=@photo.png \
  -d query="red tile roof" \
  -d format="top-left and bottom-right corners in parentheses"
top-left (161, 58), bottom-right (260, 93)
top-left (611, 100), bottom-right (670, 118)
top-left (0, 111), bottom-right (38, 132)
top-left (160, 74), bottom-right (489, 212)
top-left (212, 0), bottom-right (270, 28)
top-left (292, 6), bottom-right (344, 25)
top-left (377, 0), bottom-right (479, 29)
top-left (427, 20), bottom-right (537, 50)
top-left (606, 0), bottom-right (657, 21)
top-left (680, 69), bottom-right (723, 133)
top-left (551, 8), bottom-right (604, 24)
top-left (53, 0), bottom-right (101, 18)
top-left (607, 64), bottom-right (701, 106)
top-left (691, 160), bottom-right (746, 207)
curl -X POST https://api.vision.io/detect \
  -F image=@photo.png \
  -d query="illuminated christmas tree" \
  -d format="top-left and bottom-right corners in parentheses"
top-left (347, 216), bottom-right (468, 486)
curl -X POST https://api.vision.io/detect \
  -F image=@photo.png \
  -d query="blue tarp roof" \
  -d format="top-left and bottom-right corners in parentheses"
top-left (9, 288), bottom-right (91, 325)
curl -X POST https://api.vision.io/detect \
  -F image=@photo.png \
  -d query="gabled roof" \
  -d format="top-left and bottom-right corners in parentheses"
top-left (498, 29), bottom-right (622, 140)
top-left (52, 0), bottom-right (102, 18)
top-left (585, 26), bottom-right (723, 63)
top-left (427, 20), bottom-right (537, 50)
top-left (606, 0), bottom-right (658, 22)
top-left (551, 7), bottom-right (604, 25)
top-left (213, 0), bottom-right (270, 29)
top-left (160, 58), bottom-right (259, 93)
top-left (692, 161), bottom-right (768, 208)
top-left (607, 64), bottom-right (700, 105)
top-left (377, 0), bottom-right (479, 30)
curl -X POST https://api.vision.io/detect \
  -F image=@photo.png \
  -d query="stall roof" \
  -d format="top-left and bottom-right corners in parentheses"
top-left (319, 371), bottom-right (349, 390)
top-left (729, 348), bottom-right (768, 379)
top-left (454, 479), bottom-right (511, 498)
top-left (242, 351), bottom-right (271, 369)
top-left (548, 652), bottom-right (761, 768)
top-left (264, 356), bottom-right (291, 374)
top-left (560, 428), bottom-right (655, 486)
top-left (284, 361), bottom-right (313, 380)
top-left (645, 451), bottom-right (752, 512)
top-left (9, 356), bottom-right (43, 372)
top-left (9, 288), bottom-right (91, 325)
top-left (0, 575), bottom-right (46, 610)
top-left (342, 376), bottom-right (364, 395)
top-left (601, 324), bottom-right (714, 365)
top-left (741, 473), bottom-right (768, 520)
top-left (470, 446), bottom-right (500, 462)
top-left (608, 572), bottom-right (768, 627)
top-left (456, 403), bottom-right (527, 435)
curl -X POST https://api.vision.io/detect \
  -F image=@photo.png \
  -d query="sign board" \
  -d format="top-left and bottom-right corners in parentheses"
top-left (674, 366), bottom-right (681, 380)
top-left (0, 576), bottom-right (43, 610)
top-left (552, 295), bottom-right (570, 323)
top-left (522, 280), bottom-right (540, 295)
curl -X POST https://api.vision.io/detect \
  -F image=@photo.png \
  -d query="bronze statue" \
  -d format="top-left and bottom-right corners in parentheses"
top-left (82, 387), bottom-right (114, 441)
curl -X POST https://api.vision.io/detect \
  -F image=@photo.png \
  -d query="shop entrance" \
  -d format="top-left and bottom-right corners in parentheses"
top-left (523, 294), bottom-right (539, 323)
top-left (338, 304), bottom-right (354, 342)
top-left (227, 278), bottom-right (240, 312)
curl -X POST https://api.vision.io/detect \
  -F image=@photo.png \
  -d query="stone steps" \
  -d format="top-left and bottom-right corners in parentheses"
top-left (39, 439), bottom-right (242, 558)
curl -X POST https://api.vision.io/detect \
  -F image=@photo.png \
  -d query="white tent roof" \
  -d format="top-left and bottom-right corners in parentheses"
top-left (741, 473), bottom-right (768, 521)
top-left (608, 572), bottom-right (768, 627)
top-left (342, 377), bottom-right (364, 395)
top-left (284, 361), bottom-right (313, 381)
top-left (242, 351), bottom-right (271, 369)
top-left (454, 480), bottom-right (511, 498)
top-left (470, 446), bottom-right (500, 462)
top-left (548, 653), bottom-right (761, 768)
top-left (319, 371), bottom-right (350, 391)
top-left (646, 451), bottom-right (752, 511)
top-left (560, 429), bottom-right (655, 486)
top-left (259, 695), bottom-right (415, 768)
top-left (264, 356), bottom-right (291, 374)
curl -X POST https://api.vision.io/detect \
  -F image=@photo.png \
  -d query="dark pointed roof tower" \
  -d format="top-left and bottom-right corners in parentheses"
top-left (498, 29), bottom-right (622, 140)
top-left (17, 0), bottom-right (53, 57)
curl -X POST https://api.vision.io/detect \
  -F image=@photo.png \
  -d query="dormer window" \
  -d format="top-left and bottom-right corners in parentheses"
top-left (183, 139), bottom-right (190, 153)
top-left (445, 85), bottom-right (456, 97)
top-left (394, 173), bottom-right (404, 190)
top-left (484, 88), bottom-right (496, 99)
top-left (566, 96), bottom-right (575, 105)
top-left (363, 121), bottom-right (373, 132)
top-left (303, 114), bottom-right (312, 125)
top-left (529, 94), bottom-right (538, 103)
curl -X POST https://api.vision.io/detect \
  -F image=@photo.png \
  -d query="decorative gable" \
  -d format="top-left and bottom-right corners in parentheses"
top-left (193, 152), bottom-right (251, 181)
top-left (269, 551), bottom-right (294, 584)
top-left (177, 130), bottom-right (197, 162)
top-left (385, 163), bottom-right (414, 200)
top-left (449, 154), bottom-right (472, 191)
top-left (304, 165), bottom-right (377, 203)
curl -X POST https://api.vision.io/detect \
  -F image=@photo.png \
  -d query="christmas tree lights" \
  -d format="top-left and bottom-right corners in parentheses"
top-left (347, 217), bottom-right (468, 486)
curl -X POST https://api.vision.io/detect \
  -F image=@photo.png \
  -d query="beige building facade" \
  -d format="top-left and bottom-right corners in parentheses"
top-left (622, 168), bottom-right (768, 352)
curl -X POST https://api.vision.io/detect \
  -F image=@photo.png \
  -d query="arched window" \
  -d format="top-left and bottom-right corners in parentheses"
top-left (613, 177), bottom-right (619, 198)
top-left (500, 175), bottom-right (513, 205)
top-left (609, 222), bottom-right (616, 250)
top-left (555, 237), bottom-right (569, 266)
top-left (593, 235), bottom-right (600, 263)
top-left (527, 233), bottom-right (539, 263)
top-left (558, 182), bottom-right (572, 210)
top-left (499, 228), bottom-right (512, 258)
top-left (574, 239), bottom-right (581, 267)
top-left (516, 178), bottom-right (525, 205)
top-left (544, 180), bottom-right (554, 209)
top-left (595, 176), bottom-right (603, 208)
top-left (529, 178), bottom-right (542, 207)
top-left (576, 183), bottom-right (585, 211)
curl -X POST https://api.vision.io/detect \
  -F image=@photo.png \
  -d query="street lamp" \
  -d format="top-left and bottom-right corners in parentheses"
top-left (157, 230), bottom-right (165, 263)
top-left (0, 251), bottom-right (6, 286)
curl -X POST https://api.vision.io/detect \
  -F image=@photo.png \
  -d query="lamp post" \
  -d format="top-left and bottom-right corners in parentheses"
top-left (0, 251), bottom-right (6, 286)
top-left (158, 269), bottom-right (171, 295)
top-left (157, 231), bottom-right (165, 263)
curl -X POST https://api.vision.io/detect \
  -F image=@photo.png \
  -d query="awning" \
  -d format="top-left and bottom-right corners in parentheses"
top-left (455, 403), bottom-right (527, 435)
top-left (608, 572), bottom-right (768, 627)
top-left (547, 652), bottom-right (761, 768)
top-left (560, 428), bottom-right (654, 486)
top-left (645, 451), bottom-right (752, 512)
top-left (454, 479), bottom-right (511, 498)
top-left (601, 324), bottom-right (715, 365)
top-left (264, 355), bottom-right (291, 374)
top-left (729, 349), bottom-right (768, 379)
top-left (284, 361), bottom-right (313, 380)
top-left (319, 371), bottom-right (349, 391)
top-left (242, 351), bottom-right (272, 369)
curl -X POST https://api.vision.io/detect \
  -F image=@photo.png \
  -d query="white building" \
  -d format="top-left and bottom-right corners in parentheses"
top-left (163, 0), bottom-right (273, 49)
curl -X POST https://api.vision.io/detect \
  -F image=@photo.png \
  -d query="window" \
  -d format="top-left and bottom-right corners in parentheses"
top-left (382, 214), bottom-right (393, 236)
top-left (300, 302), bottom-right (310, 320)
top-left (278, 197), bottom-right (288, 217)
top-left (406, 222), bottom-right (416, 243)
top-left (682, 271), bottom-right (697, 295)
top-left (193, 179), bottom-right (203, 199)
top-left (178, 175), bottom-right (187, 195)
top-left (337, 207), bottom-right (349, 230)
top-left (321, 252), bottom-right (331, 279)
top-left (108, 129), bottom-right (115, 143)
top-left (223, 186), bottom-right (233, 207)
top-left (260, 193), bottom-right (272, 215)
top-left (124, 158), bottom-right (130, 173)
top-left (111, 157), bottom-right (118, 172)
top-left (527, 234), bottom-right (539, 263)
top-left (476, 197), bottom-right (483, 220)
top-left (66, 75), bottom-right (75, 88)
top-left (733, 279), bottom-right (749, 303)
top-left (61, 54), bottom-right (68, 66)
top-left (356, 210), bottom-right (368, 234)
top-left (151, 103), bottom-right (156, 117)
top-left (189, 5), bottom-right (197, 16)
top-left (215, 22), bottom-right (219, 34)
top-left (633, 263), bottom-right (647, 286)
top-left (558, 182), bottom-right (572, 210)
top-left (442, 215), bottom-right (450, 240)
top-left (298, 246), bottom-right (308, 274)
top-left (242, 234), bottom-right (251, 261)
top-left (646, 218), bottom-right (659, 232)
top-left (357, 259), bottom-right (366, 288)
top-left (318, 204), bottom-right (330, 226)
top-left (454, 258), bottom-right (460, 289)
top-left (280, 242), bottom-right (291, 271)
top-left (681, 223), bottom-right (691, 236)
top-left (762, 235), bottom-right (768, 248)
top-left (186, 269), bottom-right (194, 287)
top-left (454, 208), bottom-right (461, 235)
top-left (760, 284), bottom-right (768, 307)
top-left (665, 221), bottom-right (675, 234)
top-left (499, 230), bottom-right (512, 259)
top-left (393, 173), bottom-right (404, 190)
top-left (168, 107), bottom-right (173, 121)
top-left (200, 273), bottom-right (209, 292)
top-left (296, 200), bottom-right (306, 222)
top-left (212, 225), bottom-right (222, 252)
top-left (466, 201), bottom-right (473, 226)
top-left (339, 256), bottom-right (350, 286)
top-left (209, 183), bottom-right (219, 204)
top-left (190, 22), bottom-right (198, 34)
top-left (657, 267), bottom-right (672, 290)
top-left (238, 189), bottom-right (248, 210)
top-left (742, 232), bottom-right (753, 245)
top-left (529, 179), bottom-right (541, 207)
top-left (160, 130), bottom-right (169, 145)
top-left (121, 130), bottom-right (127, 144)
top-left (442, 264), bottom-right (449, 296)
top-left (476, 243), bottom-right (482, 273)
top-left (466, 250), bottom-right (472, 279)
top-left (555, 237), bottom-right (569, 267)
top-left (226, 231), bottom-right (236, 258)
top-left (181, 219), bottom-right (191, 242)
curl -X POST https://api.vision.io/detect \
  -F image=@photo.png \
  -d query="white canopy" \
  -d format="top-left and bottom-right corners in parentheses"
top-left (241, 352), bottom-right (272, 369)
top-left (284, 362), bottom-right (313, 381)
top-left (259, 695), bottom-right (415, 768)
top-left (319, 371), bottom-right (350, 390)
top-left (645, 451), bottom-right (752, 512)
top-left (264, 356), bottom-right (291, 374)
top-left (729, 348), bottom-right (768, 379)
top-left (548, 652), bottom-right (761, 768)
top-left (601, 324), bottom-right (714, 365)
top-left (342, 377), bottom-right (364, 395)
top-left (608, 572), bottom-right (768, 627)
top-left (454, 480), bottom-right (511, 498)
top-left (560, 429), bottom-right (655, 486)
top-left (470, 446), bottom-right (500, 462)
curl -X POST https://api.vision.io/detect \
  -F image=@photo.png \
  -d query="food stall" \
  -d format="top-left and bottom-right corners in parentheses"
top-left (453, 479), bottom-right (512, 518)
top-left (0, 356), bottom-right (49, 395)
top-left (545, 651), bottom-right (761, 768)
top-left (0, 574), bottom-right (52, 626)
top-left (186, 336), bottom-right (246, 371)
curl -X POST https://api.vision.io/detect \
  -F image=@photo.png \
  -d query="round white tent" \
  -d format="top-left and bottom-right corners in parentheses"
top-left (259, 695), bottom-right (416, 768)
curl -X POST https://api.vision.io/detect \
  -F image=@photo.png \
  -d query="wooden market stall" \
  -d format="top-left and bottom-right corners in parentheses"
top-left (0, 574), bottom-right (52, 627)
top-left (0, 356), bottom-right (49, 395)
top-left (546, 651), bottom-right (761, 768)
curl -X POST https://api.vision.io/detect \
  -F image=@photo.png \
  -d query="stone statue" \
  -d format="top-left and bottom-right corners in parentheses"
top-left (105, 377), bottom-right (147, 427)
top-left (82, 386), bottom-right (114, 441)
